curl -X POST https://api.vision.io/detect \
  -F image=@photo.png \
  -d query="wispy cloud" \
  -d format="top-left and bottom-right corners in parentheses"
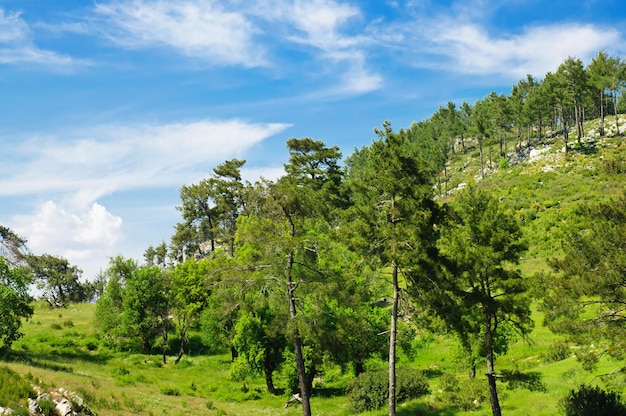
top-left (93, 0), bottom-right (382, 94)
top-left (94, 0), bottom-right (266, 67)
top-left (256, 0), bottom-right (382, 94)
top-left (0, 119), bottom-right (290, 202)
top-left (5, 118), bottom-right (289, 278)
top-left (0, 8), bottom-right (86, 68)
top-left (376, 1), bottom-right (623, 80)
top-left (417, 21), bottom-right (620, 78)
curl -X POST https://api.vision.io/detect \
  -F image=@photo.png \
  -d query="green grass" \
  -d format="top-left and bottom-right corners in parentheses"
top-left (6, 301), bottom-right (623, 415)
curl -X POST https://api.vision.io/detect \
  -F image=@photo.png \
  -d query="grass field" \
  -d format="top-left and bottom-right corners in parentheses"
top-left (2, 300), bottom-right (624, 415)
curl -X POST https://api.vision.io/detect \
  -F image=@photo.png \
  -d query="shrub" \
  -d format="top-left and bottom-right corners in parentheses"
top-left (436, 373), bottom-right (489, 411)
top-left (11, 407), bottom-right (30, 416)
top-left (37, 398), bottom-right (57, 416)
top-left (601, 155), bottom-right (625, 175)
top-left (560, 384), bottom-right (626, 416)
top-left (160, 386), bottom-right (180, 396)
top-left (0, 366), bottom-right (36, 408)
top-left (544, 341), bottom-right (570, 363)
top-left (345, 366), bottom-right (429, 412)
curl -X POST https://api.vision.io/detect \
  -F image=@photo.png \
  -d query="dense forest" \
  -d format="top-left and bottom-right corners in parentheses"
top-left (2, 50), bottom-right (626, 416)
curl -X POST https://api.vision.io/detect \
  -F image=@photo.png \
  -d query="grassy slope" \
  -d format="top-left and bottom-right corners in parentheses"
top-left (3, 118), bottom-right (626, 415)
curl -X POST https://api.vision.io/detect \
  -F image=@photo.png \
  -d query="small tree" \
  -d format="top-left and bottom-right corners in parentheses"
top-left (25, 253), bottom-right (89, 306)
top-left (431, 188), bottom-right (532, 416)
top-left (344, 121), bottom-right (441, 416)
top-left (122, 265), bottom-right (172, 362)
top-left (539, 193), bottom-right (626, 371)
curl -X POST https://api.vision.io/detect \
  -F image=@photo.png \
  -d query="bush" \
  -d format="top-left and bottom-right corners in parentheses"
top-left (10, 407), bottom-right (30, 416)
top-left (560, 384), bottom-right (626, 416)
top-left (601, 155), bottom-right (625, 175)
top-left (544, 341), bottom-right (570, 363)
top-left (160, 386), bottom-right (180, 396)
top-left (436, 373), bottom-right (489, 411)
top-left (345, 366), bottom-right (429, 412)
top-left (0, 366), bottom-right (36, 409)
top-left (37, 398), bottom-right (57, 416)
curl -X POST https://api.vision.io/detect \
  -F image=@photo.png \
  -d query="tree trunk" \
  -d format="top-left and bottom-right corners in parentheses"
top-left (175, 333), bottom-right (186, 364)
top-left (479, 137), bottom-right (485, 179)
top-left (162, 324), bottom-right (168, 364)
top-left (560, 105), bottom-right (569, 154)
top-left (614, 92), bottom-right (621, 135)
top-left (355, 360), bottom-right (364, 376)
top-left (388, 261), bottom-right (399, 416)
top-left (599, 90), bottom-right (605, 137)
top-left (484, 313), bottom-right (502, 416)
top-left (574, 99), bottom-right (583, 143)
top-left (286, 213), bottom-right (312, 416)
top-left (264, 358), bottom-right (276, 394)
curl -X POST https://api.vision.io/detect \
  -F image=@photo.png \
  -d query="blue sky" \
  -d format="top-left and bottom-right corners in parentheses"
top-left (1, 0), bottom-right (624, 279)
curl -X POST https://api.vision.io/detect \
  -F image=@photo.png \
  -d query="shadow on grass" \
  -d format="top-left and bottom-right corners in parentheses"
top-left (423, 367), bottom-right (443, 378)
top-left (4, 348), bottom-right (114, 373)
top-left (501, 369), bottom-right (547, 392)
top-left (314, 387), bottom-right (345, 398)
top-left (397, 401), bottom-right (458, 416)
top-left (572, 141), bottom-right (598, 155)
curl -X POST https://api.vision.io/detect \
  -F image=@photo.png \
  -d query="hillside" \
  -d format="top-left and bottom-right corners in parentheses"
top-left (2, 118), bottom-right (626, 416)
top-left (442, 115), bottom-right (626, 274)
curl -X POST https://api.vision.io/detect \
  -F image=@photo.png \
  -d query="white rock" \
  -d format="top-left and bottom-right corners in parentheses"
top-left (56, 398), bottom-right (73, 416)
top-left (29, 398), bottom-right (40, 414)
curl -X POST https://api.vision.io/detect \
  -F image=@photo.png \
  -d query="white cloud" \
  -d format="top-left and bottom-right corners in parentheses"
top-left (2, 117), bottom-right (288, 280)
top-left (421, 21), bottom-right (619, 78)
top-left (256, 0), bottom-right (381, 94)
top-left (95, 0), bottom-right (265, 66)
top-left (0, 119), bottom-right (291, 200)
top-left (92, 0), bottom-right (381, 94)
top-left (0, 8), bottom-right (86, 67)
top-left (12, 201), bottom-right (123, 278)
top-left (385, 3), bottom-right (623, 80)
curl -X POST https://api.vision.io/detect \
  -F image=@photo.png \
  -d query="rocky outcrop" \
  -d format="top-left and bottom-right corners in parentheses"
top-left (3, 385), bottom-right (95, 416)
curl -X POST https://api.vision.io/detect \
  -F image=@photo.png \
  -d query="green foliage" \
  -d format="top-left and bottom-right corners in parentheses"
top-left (10, 407), bottom-right (30, 416)
top-left (345, 366), bottom-right (429, 412)
top-left (437, 372), bottom-right (489, 411)
top-left (37, 398), bottom-right (57, 416)
top-left (160, 386), bottom-right (181, 396)
top-left (0, 258), bottom-right (33, 350)
top-left (560, 384), bottom-right (626, 416)
top-left (25, 253), bottom-right (92, 305)
top-left (0, 366), bottom-right (36, 409)
top-left (543, 341), bottom-right (571, 363)
top-left (601, 154), bottom-right (625, 174)
top-left (539, 193), bottom-right (626, 369)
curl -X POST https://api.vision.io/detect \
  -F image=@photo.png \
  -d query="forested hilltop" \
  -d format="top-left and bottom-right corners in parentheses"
top-left (1, 50), bottom-right (626, 416)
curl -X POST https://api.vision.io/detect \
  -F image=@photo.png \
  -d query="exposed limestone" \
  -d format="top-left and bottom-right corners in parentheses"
top-left (1, 385), bottom-right (95, 416)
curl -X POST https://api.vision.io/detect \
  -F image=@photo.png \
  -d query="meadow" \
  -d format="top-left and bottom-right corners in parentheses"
top-left (2, 300), bottom-right (625, 415)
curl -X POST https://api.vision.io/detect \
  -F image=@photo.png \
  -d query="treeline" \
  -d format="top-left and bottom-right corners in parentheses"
top-left (1, 50), bottom-right (626, 416)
